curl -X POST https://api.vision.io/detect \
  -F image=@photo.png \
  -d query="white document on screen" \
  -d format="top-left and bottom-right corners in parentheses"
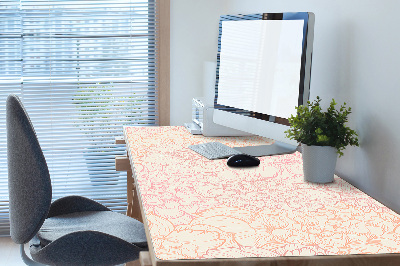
top-left (217, 19), bottom-right (304, 119)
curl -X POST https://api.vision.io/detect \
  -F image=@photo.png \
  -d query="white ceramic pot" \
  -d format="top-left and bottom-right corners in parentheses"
top-left (301, 144), bottom-right (338, 184)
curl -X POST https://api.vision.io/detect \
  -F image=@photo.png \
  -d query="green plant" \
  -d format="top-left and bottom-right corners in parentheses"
top-left (285, 96), bottom-right (359, 157)
top-left (72, 83), bottom-right (146, 134)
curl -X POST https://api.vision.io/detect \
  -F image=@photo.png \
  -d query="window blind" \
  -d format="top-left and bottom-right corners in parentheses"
top-left (0, 0), bottom-right (159, 236)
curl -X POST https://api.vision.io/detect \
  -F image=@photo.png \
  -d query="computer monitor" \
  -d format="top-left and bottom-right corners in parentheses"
top-left (213, 12), bottom-right (315, 157)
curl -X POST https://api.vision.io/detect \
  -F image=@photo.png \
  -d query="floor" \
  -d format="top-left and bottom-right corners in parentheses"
top-left (0, 237), bottom-right (25, 266)
top-left (0, 237), bottom-right (140, 266)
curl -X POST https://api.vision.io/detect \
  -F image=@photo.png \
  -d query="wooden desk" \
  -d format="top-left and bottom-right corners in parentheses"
top-left (121, 126), bottom-right (400, 266)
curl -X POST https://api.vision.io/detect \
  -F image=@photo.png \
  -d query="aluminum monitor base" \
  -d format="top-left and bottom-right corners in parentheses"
top-left (233, 141), bottom-right (299, 157)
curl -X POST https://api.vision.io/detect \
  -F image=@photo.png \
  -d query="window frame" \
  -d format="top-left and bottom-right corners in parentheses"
top-left (156, 0), bottom-right (170, 126)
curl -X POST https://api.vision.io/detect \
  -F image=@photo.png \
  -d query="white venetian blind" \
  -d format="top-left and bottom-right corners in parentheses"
top-left (0, 0), bottom-right (159, 236)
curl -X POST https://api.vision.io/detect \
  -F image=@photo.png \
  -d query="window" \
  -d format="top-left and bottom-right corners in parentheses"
top-left (0, 0), bottom-right (169, 236)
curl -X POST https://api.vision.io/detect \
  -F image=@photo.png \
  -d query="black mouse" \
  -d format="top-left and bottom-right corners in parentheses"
top-left (227, 154), bottom-right (260, 167)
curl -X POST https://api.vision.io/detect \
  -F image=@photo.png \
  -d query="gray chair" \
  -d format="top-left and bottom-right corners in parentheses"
top-left (6, 94), bottom-right (148, 265)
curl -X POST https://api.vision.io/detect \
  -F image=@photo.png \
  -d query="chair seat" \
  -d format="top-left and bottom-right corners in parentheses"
top-left (37, 211), bottom-right (147, 248)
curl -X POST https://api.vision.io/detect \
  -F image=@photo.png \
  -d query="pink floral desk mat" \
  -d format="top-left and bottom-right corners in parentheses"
top-left (124, 126), bottom-right (400, 260)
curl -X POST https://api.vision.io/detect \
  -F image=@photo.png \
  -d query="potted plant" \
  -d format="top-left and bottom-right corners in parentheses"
top-left (285, 96), bottom-right (359, 183)
top-left (73, 84), bottom-right (131, 186)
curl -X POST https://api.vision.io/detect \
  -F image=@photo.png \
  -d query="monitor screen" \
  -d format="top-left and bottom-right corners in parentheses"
top-left (217, 19), bottom-right (304, 119)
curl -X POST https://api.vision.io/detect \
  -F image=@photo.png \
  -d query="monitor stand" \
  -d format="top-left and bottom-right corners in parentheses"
top-left (233, 141), bottom-right (299, 157)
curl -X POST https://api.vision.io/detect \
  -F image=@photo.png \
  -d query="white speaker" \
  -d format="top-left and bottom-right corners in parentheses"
top-left (185, 97), bottom-right (252, 137)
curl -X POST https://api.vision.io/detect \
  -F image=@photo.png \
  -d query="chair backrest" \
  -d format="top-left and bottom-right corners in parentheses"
top-left (6, 94), bottom-right (52, 244)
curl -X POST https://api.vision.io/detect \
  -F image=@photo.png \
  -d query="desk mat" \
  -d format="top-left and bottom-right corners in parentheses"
top-left (124, 126), bottom-right (400, 260)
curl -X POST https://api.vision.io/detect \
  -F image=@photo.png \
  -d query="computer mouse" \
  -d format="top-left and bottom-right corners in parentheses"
top-left (227, 154), bottom-right (260, 167)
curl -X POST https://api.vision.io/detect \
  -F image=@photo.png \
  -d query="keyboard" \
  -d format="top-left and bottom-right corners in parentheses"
top-left (189, 142), bottom-right (243, 160)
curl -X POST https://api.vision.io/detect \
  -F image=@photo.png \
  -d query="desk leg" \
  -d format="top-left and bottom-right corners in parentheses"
top-left (139, 252), bottom-right (152, 266)
top-left (124, 259), bottom-right (140, 266)
top-left (127, 169), bottom-right (134, 217)
top-left (127, 170), bottom-right (143, 223)
top-left (115, 155), bottom-right (143, 222)
top-left (124, 252), bottom-right (151, 266)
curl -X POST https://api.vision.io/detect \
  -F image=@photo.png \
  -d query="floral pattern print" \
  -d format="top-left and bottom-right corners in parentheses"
top-left (124, 126), bottom-right (400, 260)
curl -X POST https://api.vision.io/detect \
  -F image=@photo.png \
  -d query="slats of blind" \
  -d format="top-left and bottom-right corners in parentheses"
top-left (0, 0), bottom-right (22, 236)
top-left (0, 0), bottom-right (158, 236)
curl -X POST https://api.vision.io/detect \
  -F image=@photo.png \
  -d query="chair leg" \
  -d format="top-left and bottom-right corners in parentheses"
top-left (20, 244), bottom-right (46, 266)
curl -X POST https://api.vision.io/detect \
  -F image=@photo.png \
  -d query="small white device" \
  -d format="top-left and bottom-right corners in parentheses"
top-left (184, 97), bottom-right (252, 137)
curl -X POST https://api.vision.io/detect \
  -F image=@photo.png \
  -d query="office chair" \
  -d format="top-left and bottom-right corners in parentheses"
top-left (6, 94), bottom-right (148, 265)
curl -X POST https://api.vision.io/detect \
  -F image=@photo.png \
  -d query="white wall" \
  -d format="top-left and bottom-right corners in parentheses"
top-left (170, 0), bottom-right (228, 125)
top-left (170, 0), bottom-right (400, 213)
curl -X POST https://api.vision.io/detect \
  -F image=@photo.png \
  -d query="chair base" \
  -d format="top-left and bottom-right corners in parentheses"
top-left (20, 244), bottom-right (45, 266)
